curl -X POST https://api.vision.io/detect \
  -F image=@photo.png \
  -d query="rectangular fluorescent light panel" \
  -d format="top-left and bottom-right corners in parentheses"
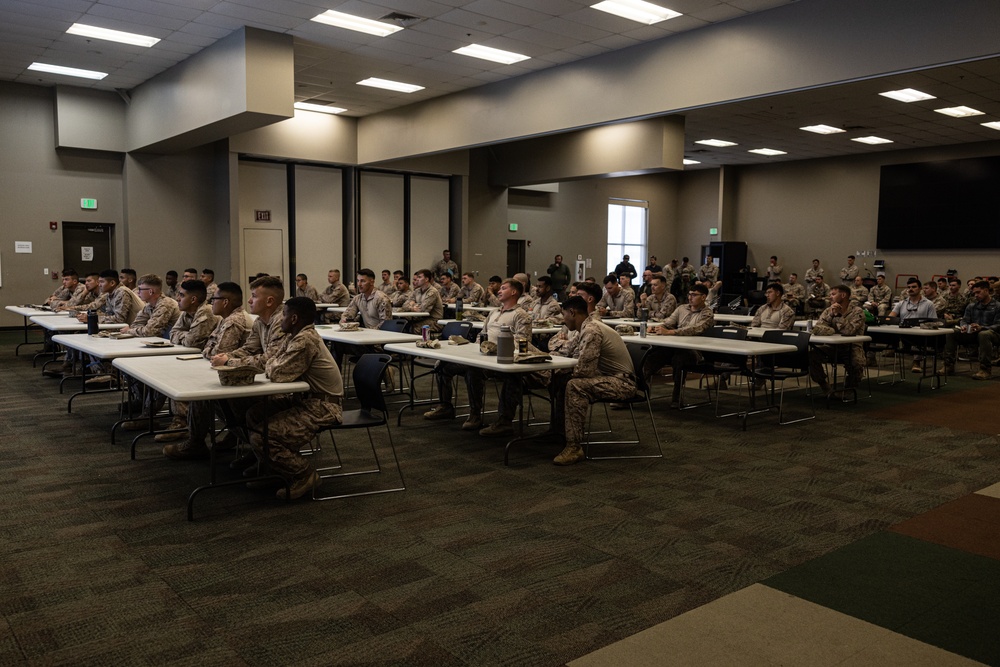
top-left (311, 10), bottom-right (402, 37)
top-left (294, 102), bottom-right (347, 114)
top-left (682, 159), bottom-right (700, 165)
top-left (27, 62), bottom-right (107, 80)
top-left (981, 121), bottom-right (1000, 131)
top-left (357, 77), bottom-right (424, 93)
top-left (591, 0), bottom-right (681, 25)
top-left (851, 136), bottom-right (893, 145)
top-left (695, 139), bottom-right (737, 147)
top-left (748, 148), bottom-right (787, 156)
top-left (453, 44), bottom-right (530, 65)
top-left (935, 106), bottom-right (984, 118)
top-left (879, 88), bottom-right (936, 103)
top-left (66, 23), bottom-right (159, 47)
top-left (800, 124), bottom-right (845, 134)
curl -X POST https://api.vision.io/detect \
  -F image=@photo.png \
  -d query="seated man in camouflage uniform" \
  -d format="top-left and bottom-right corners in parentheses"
top-left (596, 274), bottom-right (636, 318)
top-left (805, 275), bottom-right (832, 317)
top-left (849, 275), bottom-right (869, 307)
top-left (867, 273), bottom-right (893, 318)
top-left (243, 297), bottom-right (344, 500)
top-left (548, 296), bottom-right (637, 466)
top-left (809, 284), bottom-right (866, 395)
top-left (403, 269), bottom-right (445, 333)
top-left (783, 273), bottom-right (806, 313)
top-left (649, 282), bottom-right (715, 405)
top-left (641, 273), bottom-right (677, 321)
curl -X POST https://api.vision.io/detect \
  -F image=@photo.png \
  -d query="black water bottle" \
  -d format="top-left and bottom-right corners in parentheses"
top-left (87, 310), bottom-right (99, 335)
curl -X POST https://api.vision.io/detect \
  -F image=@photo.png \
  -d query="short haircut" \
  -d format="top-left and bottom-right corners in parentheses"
top-left (536, 275), bottom-right (552, 288)
top-left (166, 270), bottom-right (178, 278)
top-left (832, 284), bottom-right (851, 297)
top-left (296, 273), bottom-right (308, 281)
top-left (381, 269), bottom-right (390, 274)
top-left (442, 249), bottom-right (450, 253)
top-left (766, 282), bottom-right (785, 295)
top-left (848, 255), bottom-right (855, 260)
top-left (502, 278), bottom-right (524, 297)
top-left (576, 281), bottom-right (602, 302)
top-left (330, 269), bottom-right (341, 276)
top-left (121, 268), bottom-right (137, 279)
top-left (396, 276), bottom-right (410, 286)
top-left (62, 268), bottom-right (78, 278)
top-left (185, 268), bottom-right (198, 275)
top-left (649, 255), bottom-right (656, 261)
top-left (462, 272), bottom-right (475, 280)
top-left (906, 277), bottom-right (921, 286)
top-left (393, 270), bottom-right (404, 277)
top-left (415, 269), bottom-right (434, 281)
top-left (974, 280), bottom-right (991, 291)
top-left (440, 272), bottom-right (453, 281)
top-left (357, 268), bottom-right (375, 280)
top-left (138, 273), bottom-right (161, 288)
top-left (812, 258), bottom-right (820, 263)
top-left (284, 296), bottom-right (316, 323)
top-left (85, 271), bottom-right (100, 279)
top-left (489, 275), bottom-right (502, 283)
top-left (682, 257), bottom-right (689, 263)
top-left (202, 269), bottom-right (214, 278)
top-left (690, 283), bottom-right (709, 295)
top-left (650, 273), bottom-right (666, 285)
top-left (770, 255), bottom-right (778, 261)
top-left (180, 279), bottom-right (207, 300)
top-left (948, 277), bottom-right (961, 285)
top-left (561, 295), bottom-right (588, 314)
top-left (215, 281), bottom-right (242, 301)
top-left (99, 269), bottom-right (119, 281)
top-left (923, 281), bottom-right (937, 289)
top-left (250, 275), bottom-right (285, 300)
top-left (790, 272), bottom-right (798, 278)
top-left (603, 274), bottom-right (618, 286)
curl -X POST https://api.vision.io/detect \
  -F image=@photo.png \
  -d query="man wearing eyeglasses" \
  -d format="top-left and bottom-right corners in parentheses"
top-left (940, 280), bottom-right (1000, 380)
top-left (649, 283), bottom-right (715, 406)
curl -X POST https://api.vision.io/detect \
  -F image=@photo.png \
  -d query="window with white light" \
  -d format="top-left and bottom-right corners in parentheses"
top-left (606, 199), bottom-right (648, 278)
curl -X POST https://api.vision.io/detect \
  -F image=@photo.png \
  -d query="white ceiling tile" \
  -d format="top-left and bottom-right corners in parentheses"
top-left (460, 0), bottom-right (553, 25)
top-left (532, 16), bottom-right (610, 42)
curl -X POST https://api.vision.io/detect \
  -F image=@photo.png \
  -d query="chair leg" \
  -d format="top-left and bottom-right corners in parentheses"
top-left (313, 425), bottom-right (405, 500)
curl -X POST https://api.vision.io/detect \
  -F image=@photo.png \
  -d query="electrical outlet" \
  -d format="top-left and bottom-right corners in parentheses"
top-left (43, 268), bottom-right (49, 275)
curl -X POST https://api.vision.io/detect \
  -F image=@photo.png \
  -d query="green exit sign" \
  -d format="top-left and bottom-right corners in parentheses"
top-left (709, 227), bottom-right (718, 235)
top-left (508, 223), bottom-right (518, 232)
top-left (80, 198), bottom-right (98, 210)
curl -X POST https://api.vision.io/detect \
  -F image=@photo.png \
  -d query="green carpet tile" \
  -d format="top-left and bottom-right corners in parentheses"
top-left (764, 531), bottom-right (1000, 665)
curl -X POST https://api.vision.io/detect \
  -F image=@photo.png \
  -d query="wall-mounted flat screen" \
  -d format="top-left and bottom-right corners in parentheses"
top-left (877, 156), bottom-right (1000, 249)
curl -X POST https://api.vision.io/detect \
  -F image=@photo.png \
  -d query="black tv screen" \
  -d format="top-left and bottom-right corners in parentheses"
top-left (877, 156), bottom-right (1000, 249)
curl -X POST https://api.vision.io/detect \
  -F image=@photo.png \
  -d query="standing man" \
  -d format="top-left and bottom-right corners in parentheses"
top-left (839, 255), bottom-right (859, 284)
top-left (805, 259), bottom-right (824, 282)
top-left (764, 256), bottom-right (782, 283)
top-left (646, 256), bottom-right (663, 274)
top-left (649, 283), bottom-right (715, 405)
top-left (868, 273), bottom-right (893, 317)
top-left (340, 268), bottom-right (392, 328)
top-left (459, 272), bottom-right (486, 305)
top-left (750, 282), bottom-right (795, 330)
top-left (201, 269), bottom-right (218, 301)
top-left (809, 285), bottom-right (866, 395)
top-left (637, 269), bottom-right (655, 300)
top-left (547, 254), bottom-right (573, 299)
top-left (548, 296), bottom-right (637, 466)
top-left (698, 254), bottom-right (719, 282)
top-left (941, 280), bottom-right (1000, 380)
top-left (319, 269), bottom-right (351, 307)
top-left (244, 297), bottom-right (344, 500)
top-left (403, 269), bottom-right (444, 333)
top-left (597, 274), bottom-right (636, 318)
top-left (294, 273), bottom-right (320, 301)
top-left (663, 259), bottom-right (679, 289)
top-left (433, 249), bottom-right (458, 279)
top-left (614, 254), bottom-right (638, 286)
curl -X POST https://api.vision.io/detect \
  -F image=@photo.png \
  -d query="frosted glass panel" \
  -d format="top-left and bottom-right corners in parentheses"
top-left (359, 172), bottom-right (404, 274)
top-left (294, 165), bottom-right (342, 281)
top-left (411, 176), bottom-right (450, 274)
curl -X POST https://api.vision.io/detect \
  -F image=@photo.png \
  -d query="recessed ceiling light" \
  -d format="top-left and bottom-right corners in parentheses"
top-left (851, 136), bottom-right (893, 145)
top-left (591, 0), bottom-right (681, 25)
top-left (879, 88), bottom-right (936, 103)
top-left (682, 159), bottom-right (700, 165)
top-left (311, 10), bottom-right (403, 37)
top-left (357, 77), bottom-right (424, 93)
top-left (27, 62), bottom-right (107, 80)
top-left (748, 148), bottom-right (787, 156)
top-left (66, 23), bottom-right (160, 47)
top-left (694, 139), bottom-right (737, 147)
top-left (453, 44), bottom-right (530, 65)
top-left (981, 121), bottom-right (1000, 131)
top-left (294, 102), bottom-right (347, 115)
top-left (800, 124), bottom-right (845, 135)
top-left (935, 106), bottom-right (984, 118)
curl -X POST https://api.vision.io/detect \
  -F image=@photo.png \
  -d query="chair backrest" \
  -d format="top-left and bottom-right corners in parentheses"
top-left (761, 329), bottom-right (811, 370)
top-left (352, 353), bottom-right (391, 414)
top-left (627, 343), bottom-right (654, 395)
top-left (706, 326), bottom-right (749, 341)
top-left (747, 290), bottom-right (767, 306)
top-left (440, 320), bottom-right (473, 339)
top-left (379, 319), bottom-right (408, 332)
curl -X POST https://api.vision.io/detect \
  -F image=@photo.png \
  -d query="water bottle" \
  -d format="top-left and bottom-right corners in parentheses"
top-left (497, 325), bottom-right (514, 364)
top-left (806, 319), bottom-right (813, 333)
top-left (87, 310), bottom-right (99, 335)
top-left (640, 321), bottom-right (647, 338)
top-left (456, 296), bottom-right (464, 321)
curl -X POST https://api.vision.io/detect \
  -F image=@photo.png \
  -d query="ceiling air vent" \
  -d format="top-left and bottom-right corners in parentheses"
top-left (379, 12), bottom-right (424, 28)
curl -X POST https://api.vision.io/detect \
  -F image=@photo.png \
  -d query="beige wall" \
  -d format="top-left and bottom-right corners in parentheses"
top-left (293, 165), bottom-right (343, 283)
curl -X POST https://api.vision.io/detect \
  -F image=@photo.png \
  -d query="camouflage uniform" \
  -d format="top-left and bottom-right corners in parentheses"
top-left (805, 266), bottom-right (824, 282)
top-left (783, 282), bottom-right (806, 311)
top-left (319, 282), bottom-right (350, 307)
top-left (698, 262), bottom-right (719, 282)
top-left (764, 263), bottom-right (782, 282)
top-left (751, 302), bottom-right (795, 330)
top-left (127, 296), bottom-right (180, 337)
top-left (652, 304), bottom-right (715, 400)
top-left (460, 281), bottom-right (486, 305)
top-left (805, 281), bottom-right (831, 316)
top-left (939, 291), bottom-right (967, 320)
top-left (809, 301), bottom-right (866, 389)
top-left (341, 289), bottom-right (392, 329)
top-left (403, 284), bottom-right (445, 333)
top-left (378, 280), bottom-right (395, 296)
top-left (849, 284), bottom-right (869, 307)
top-left (163, 284), bottom-right (178, 299)
top-left (49, 282), bottom-right (87, 308)
top-left (433, 259), bottom-right (459, 279)
top-left (531, 295), bottom-right (563, 324)
top-left (390, 288), bottom-right (413, 309)
top-left (62, 286), bottom-right (98, 310)
top-left (99, 285), bottom-right (144, 324)
top-left (227, 309), bottom-right (285, 369)
top-left (550, 318), bottom-right (636, 444)
top-left (438, 282), bottom-right (461, 303)
top-left (645, 292), bottom-right (677, 321)
top-left (868, 283), bottom-right (893, 317)
top-left (245, 324), bottom-right (344, 480)
top-left (204, 283), bottom-right (218, 302)
top-left (296, 284), bottom-right (320, 302)
top-left (839, 264), bottom-right (859, 284)
top-left (597, 288), bottom-right (636, 318)
top-left (169, 303), bottom-right (218, 348)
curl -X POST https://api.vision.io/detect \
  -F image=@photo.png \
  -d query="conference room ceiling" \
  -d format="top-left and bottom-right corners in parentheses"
top-left (4, 0), bottom-right (1000, 168)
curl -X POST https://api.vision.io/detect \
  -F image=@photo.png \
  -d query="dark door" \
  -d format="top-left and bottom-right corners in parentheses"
top-left (506, 240), bottom-right (525, 277)
top-left (62, 222), bottom-right (114, 274)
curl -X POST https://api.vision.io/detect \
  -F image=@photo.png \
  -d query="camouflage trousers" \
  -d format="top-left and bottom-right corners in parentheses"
top-left (809, 343), bottom-right (865, 388)
top-left (550, 372), bottom-right (636, 445)
top-left (245, 396), bottom-right (343, 479)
